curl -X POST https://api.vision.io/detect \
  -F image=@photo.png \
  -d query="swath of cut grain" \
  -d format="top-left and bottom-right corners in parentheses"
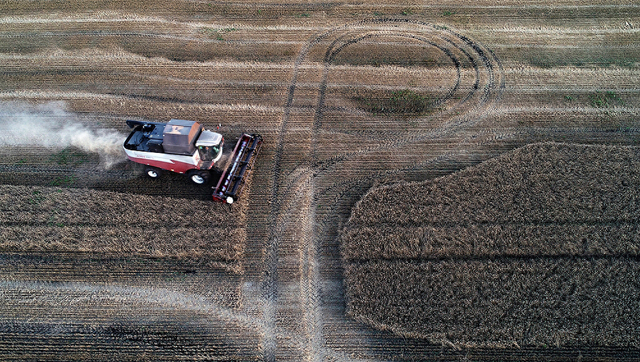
top-left (341, 143), bottom-right (640, 347)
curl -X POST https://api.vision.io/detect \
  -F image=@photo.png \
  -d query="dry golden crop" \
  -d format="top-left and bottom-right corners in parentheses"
top-left (0, 184), bottom-right (247, 271)
top-left (341, 143), bottom-right (640, 347)
top-left (345, 258), bottom-right (640, 347)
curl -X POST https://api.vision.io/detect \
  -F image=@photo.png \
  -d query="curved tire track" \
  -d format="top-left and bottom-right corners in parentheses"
top-left (266, 18), bottom-right (506, 361)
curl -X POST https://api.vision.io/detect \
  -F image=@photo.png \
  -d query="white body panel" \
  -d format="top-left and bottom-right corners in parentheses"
top-left (124, 148), bottom-right (199, 165)
top-left (123, 147), bottom-right (201, 173)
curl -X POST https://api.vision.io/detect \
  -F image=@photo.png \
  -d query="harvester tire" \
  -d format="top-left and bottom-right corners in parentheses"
top-left (144, 166), bottom-right (162, 179)
top-left (189, 170), bottom-right (209, 185)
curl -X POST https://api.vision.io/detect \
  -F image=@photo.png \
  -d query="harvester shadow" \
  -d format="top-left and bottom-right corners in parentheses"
top-left (90, 168), bottom-right (219, 201)
top-left (0, 162), bottom-right (217, 201)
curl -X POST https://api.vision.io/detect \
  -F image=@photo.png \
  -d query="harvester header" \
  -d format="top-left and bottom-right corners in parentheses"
top-left (212, 133), bottom-right (263, 204)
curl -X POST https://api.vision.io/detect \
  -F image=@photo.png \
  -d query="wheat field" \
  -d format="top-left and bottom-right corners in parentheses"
top-left (342, 143), bottom-right (640, 348)
top-left (1, 0), bottom-right (639, 360)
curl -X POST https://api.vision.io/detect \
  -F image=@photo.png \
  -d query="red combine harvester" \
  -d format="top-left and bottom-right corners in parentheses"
top-left (123, 119), bottom-right (262, 204)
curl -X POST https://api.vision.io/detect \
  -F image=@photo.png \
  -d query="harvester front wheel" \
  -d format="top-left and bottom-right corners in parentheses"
top-left (189, 170), bottom-right (209, 185)
top-left (145, 166), bottom-right (162, 179)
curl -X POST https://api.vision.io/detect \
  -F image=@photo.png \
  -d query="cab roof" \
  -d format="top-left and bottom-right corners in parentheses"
top-left (196, 130), bottom-right (223, 147)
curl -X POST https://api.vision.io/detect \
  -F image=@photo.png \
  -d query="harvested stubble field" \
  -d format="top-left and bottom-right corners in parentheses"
top-left (1, 0), bottom-right (639, 360)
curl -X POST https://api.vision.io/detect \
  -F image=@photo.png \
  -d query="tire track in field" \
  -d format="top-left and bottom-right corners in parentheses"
top-left (260, 19), bottom-right (390, 361)
top-left (1, 280), bottom-right (260, 328)
top-left (311, 21), bottom-right (505, 177)
top-left (258, 19), bottom-right (366, 361)
top-left (265, 18), bottom-right (506, 361)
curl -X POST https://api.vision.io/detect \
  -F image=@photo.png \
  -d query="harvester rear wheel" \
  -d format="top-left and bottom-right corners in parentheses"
top-left (144, 166), bottom-right (162, 179)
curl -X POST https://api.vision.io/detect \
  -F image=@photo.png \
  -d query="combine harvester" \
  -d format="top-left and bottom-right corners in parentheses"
top-left (123, 119), bottom-right (262, 204)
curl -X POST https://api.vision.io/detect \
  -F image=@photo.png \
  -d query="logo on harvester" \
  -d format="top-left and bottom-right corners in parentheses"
top-left (166, 125), bottom-right (184, 134)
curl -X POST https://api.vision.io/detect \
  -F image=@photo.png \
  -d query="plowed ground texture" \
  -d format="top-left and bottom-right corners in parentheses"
top-left (342, 143), bottom-right (640, 348)
top-left (1, 0), bottom-right (640, 360)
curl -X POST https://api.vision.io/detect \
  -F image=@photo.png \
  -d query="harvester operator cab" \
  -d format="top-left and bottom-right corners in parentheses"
top-left (198, 144), bottom-right (221, 162)
top-left (195, 130), bottom-right (224, 163)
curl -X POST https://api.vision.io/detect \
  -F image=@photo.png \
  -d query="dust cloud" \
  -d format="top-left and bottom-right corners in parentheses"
top-left (0, 101), bottom-right (126, 168)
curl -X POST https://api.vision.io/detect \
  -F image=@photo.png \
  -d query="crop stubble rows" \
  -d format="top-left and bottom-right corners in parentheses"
top-left (1, 2), bottom-right (640, 361)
